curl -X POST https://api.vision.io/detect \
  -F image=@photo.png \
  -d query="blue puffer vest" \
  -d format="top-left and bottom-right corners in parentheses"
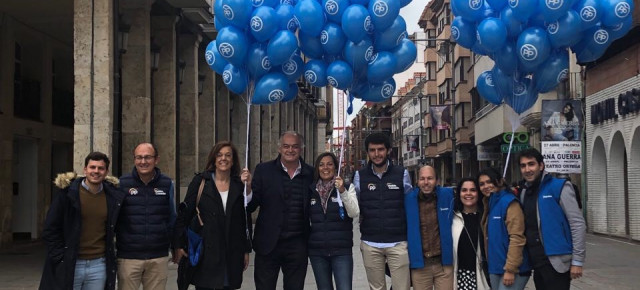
top-left (308, 184), bottom-right (353, 256)
top-left (538, 176), bottom-right (573, 256)
top-left (487, 189), bottom-right (531, 274)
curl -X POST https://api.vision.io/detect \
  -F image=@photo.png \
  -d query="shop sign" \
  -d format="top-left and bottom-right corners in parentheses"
top-left (541, 141), bottom-right (582, 174)
top-left (501, 143), bottom-right (530, 153)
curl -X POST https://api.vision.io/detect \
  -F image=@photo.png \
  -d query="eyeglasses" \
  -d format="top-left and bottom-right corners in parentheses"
top-left (134, 155), bottom-right (156, 161)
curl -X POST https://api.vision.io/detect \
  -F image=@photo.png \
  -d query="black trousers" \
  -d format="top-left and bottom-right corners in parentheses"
top-left (533, 263), bottom-right (571, 290)
top-left (254, 237), bottom-right (308, 290)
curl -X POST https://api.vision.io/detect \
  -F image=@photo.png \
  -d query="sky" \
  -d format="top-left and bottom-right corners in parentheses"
top-left (334, 0), bottom-right (430, 129)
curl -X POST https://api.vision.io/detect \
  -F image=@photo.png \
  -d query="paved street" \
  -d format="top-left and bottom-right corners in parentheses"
top-left (1, 229), bottom-right (639, 289)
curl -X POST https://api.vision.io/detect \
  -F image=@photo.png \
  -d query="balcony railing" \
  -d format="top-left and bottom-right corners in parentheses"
top-left (475, 103), bottom-right (498, 121)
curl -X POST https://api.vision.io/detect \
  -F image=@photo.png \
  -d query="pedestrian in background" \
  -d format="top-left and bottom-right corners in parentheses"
top-left (452, 177), bottom-right (490, 290)
top-left (117, 143), bottom-right (176, 290)
top-left (308, 152), bottom-right (359, 290)
top-left (173, 141), bottom-right (252, 290)
top-left (478, 167), bottom-right (530, 290)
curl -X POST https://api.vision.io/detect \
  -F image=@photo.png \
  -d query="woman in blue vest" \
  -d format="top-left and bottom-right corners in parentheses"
top-left (173, 141), bottom-right (252, 290)
top-left (477, 167), bottom-right (530, 290)
top-left (308, 152), bottom-right (359, 290)
top-left (452, 177), bottom-right (490, 290)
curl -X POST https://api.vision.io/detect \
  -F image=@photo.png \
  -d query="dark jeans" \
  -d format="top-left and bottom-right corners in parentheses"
top-left (309, 254), bottom-right (353, 290)
top-left (533, 263), bottom-right (571, 290)
top-left (254, 237), bottom-right (308, 290)
top-left (195, 287), bottom-right (232, 290)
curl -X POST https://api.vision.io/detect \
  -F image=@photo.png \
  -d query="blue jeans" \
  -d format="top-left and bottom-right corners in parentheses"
top-left (73, 257), bottom-right (107, 290)
top-left (309, 255), bottom-right (353, 290)
top-left (490, 273), bottom-right (530, 290)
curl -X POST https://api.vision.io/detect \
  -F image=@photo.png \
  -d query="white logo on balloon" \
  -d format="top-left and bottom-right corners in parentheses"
top-left (219, 43), bottom-right (235, 58)
top-left (451, 27), bottom-right (460, 41)
top-left (396, 32), bottom-right (407, 45)
top-left (268, 90), bottom-right (285, 102)
top-left (594, 29), bottom-right (608, 44)
top-left (321, 30), bottom-right (329, 44)
top-left (305, 71), bottom-right (318, 83)
top-left (261, 57), bottom-right (271, 70)
top-left (251, 17), bottom-right (264, 32)
top-left (509, 0), bottom-right (518, 9)
top-left (222, 5), bottom-right (234, 20)
top-left (547, 22), bottom-right (559, 34)
top-left (580, 6), bottom-right (597, 22)
top-left (545, 0), bottom-right (563, 10)
top-left (369, 53), bottom-right (379, 64)
top-left (373, 1), bottom-right (388, 17)
top-left (205, 51), bottom-right (215, 65)
top-left (281, 0), bottom-right (293, 4)
top-left (615, 2), bottom-right (630, 18)
top-left (382, 84), bottom-right (393, 98)
top-left (557, 69), bottom-right (568, 83)
top-left (486, 74), bottom-right (494, 86)
top-left (520, 44), bottom-right (538, 61)
top-left (469, 0), bottom-right (482, 10)
top-left (364, 16), bottom-right (374, 32)
top-left (328, 76), bottom-right (338, 88)
top-left (288, 19), bottom-right (298, 31)
top-left (514, 82), bottom-right (526, 96)
top-left (223, 70), bottom-right (232, 85)
top-left (325, 0), bottom-right (339, 15)
top-left (252, 0), bottom-right (263, 7)
top-left (283, 60), bottom-right (297, 75)
top-left (365, 46), bottom-right (374, 61)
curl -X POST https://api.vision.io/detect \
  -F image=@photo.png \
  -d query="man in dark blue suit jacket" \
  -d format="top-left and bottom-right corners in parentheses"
top-left (248, 131), bottom-right (314, 290)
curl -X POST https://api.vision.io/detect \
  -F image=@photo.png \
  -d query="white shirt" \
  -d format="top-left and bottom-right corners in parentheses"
top-left (220, 190), bottom-right (229, 213)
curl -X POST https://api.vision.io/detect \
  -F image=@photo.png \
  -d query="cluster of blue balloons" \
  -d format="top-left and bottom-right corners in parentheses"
top-left (452, 0), bottom-right (634, 113)
top-left (205, 0), bottom-right (418, 104)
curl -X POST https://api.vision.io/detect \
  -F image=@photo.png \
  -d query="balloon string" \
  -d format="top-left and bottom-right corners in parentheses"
top-left (242, 85), bottom-right (252, 245)
top-left (337, 90), bottom-right (348, 177)
top-left (503, 129), bottom-right (516, 179)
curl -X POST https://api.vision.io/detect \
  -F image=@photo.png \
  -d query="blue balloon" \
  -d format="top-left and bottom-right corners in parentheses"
top-left (299, 31), bottom-right (324, 59)
top-left (399, 0), bottom-right (411, 8)
top-left (252, 0), bottom-right (279, 7)
top-left (218, 0), bottom-right (253, 29)
top-left (451, 16), bottom-right (476, 49)
top-left (547, 10), bottom-right (583, 48)
top-left (253, 72), bottom-right (289, 104)
top-left (499, 7), bottom-right (523, 39)
top-left (214, 16), bottom-right (226, 31)
top-left (327, 60), bottom-right (354, 90)
top-left (246, 42), bottom-right (272, 79)
top-left (342, 4), bottom-right (371, 43)
top-left (250, 6), bottom-right (279, 42)
top-left (321, 22), bottom-right (348, 56)
top-left (213, 1), bottom-right (232, 28)
top-left (281, 0), bottom-right (297, 5)
top-left (488, 0), bottom-right (508, 10)
top-left (222, 63), bottom-right (248, 94)
top-left (392, 38), bottom-right (417, 73)
top-left (574, 0), bottom-right (602, 30)
top-left (374, 16), bottom-right (408, 51)
top-left (601, 0), bottom-right (634, 28)
top-left (504, 77), bottom-right (537, 114)
top-left (477, 71), bottom-right (503, 105)
top-left (351, 0), bottom-right (370, 5)
top-left (368, 0), bottom-right (400, 31)
top-left (508, 0), bottom-right (538, 22)
top-left (493, 41), bottom-right (519, 75)
top-left (216, 26), bottom-right (250, 66)
top-left (283, 82), bottom-right (298, 102)
top-left (481, 1), bottom-right (497, 18)
top-left (573, 25), bottom-right (612, 63)
top-left (267, 30), bottom-right (298, 66)
top-left (477, 17), bottom-right (508, 53)
top-left (533, 51), bottom-right (569, 93)
top-left (538, 0), bottom-right (573, 22)
top-left (304, 59), bottom-right (329, 87)
top-left (528, 11), bottom-right (547, 28)
top-left (367, 52), bottom-right (397, 84)
top-left (275, 4), bottom-right (298, 32)
top-left (492, 65), bottom-right (516, 98)
top-left (323, 0), bottom-right (350, 23)
top-left (344, 37), bottom-right (375, 72)
top-left (608, 16), bottom-right (633, 41)
top-left (281, 53), bottom-right (304, 82)
top-left (205, 40), bottom-right (229, 75)
top-left (472, 42), bottom-right (491, 56)
top-left (361, 78), bottom-right (396, 102)
top-left (294, 0), bottom-right (325, 37)
top-left (451, 0), bottom-right (485, 22)
top-left (517, 27), bottom-right (551, 71)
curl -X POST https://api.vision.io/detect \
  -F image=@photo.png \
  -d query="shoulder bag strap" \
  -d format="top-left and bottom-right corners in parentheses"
top-left (195, 178), bottom-right (205, 226)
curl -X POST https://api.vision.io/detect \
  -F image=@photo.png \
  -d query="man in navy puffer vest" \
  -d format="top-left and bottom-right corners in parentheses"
top-left (117, 143), bottom-right (176, 290)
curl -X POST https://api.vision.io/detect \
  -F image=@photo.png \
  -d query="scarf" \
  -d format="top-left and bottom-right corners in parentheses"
top-left (316, 179), bottom-right (335, 214)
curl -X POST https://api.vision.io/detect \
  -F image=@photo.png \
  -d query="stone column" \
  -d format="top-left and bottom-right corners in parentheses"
top-left (73, 0), bottom-right (115, 172)
top-left (120, 0), bottom-right (152, 172)
top-left (231, 94), bottom-right (248, 166)
top-left (0, 18), bottom-right (15, 246)
top-left (179, 33), bottom-right (201, 196)
top-left (279, 102), bottom-right (287, 133)
top-left (250, 104), bottom-right (261, 167)
top-left (151, 15), bottom-right (177, 178)
top-left (215, 74), bottom-right (230, 141)
top-left (317, 122), bottom-right (327, 154)
top-left (260, 106), bottom-right (272, 162)
top-left (198, 57), bottom-right (215, 171)
top-left (270, 105), bottom-right (280, 156)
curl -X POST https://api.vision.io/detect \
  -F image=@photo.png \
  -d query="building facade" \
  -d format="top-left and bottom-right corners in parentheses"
top-left (0, 0), bottom-right (329, 247)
